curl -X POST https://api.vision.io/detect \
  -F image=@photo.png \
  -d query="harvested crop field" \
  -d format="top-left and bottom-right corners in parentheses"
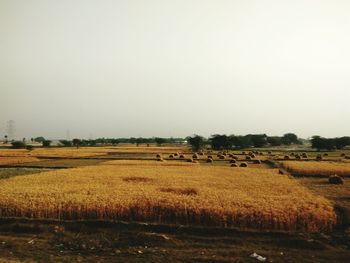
top-left (0, 162), bottom-right (336, 232)
top-left (281, 161), bottom-right (350, 177)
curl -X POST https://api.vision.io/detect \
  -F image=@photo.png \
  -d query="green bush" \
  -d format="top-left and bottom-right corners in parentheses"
top-left (42, 140), bottom-right (52, 147)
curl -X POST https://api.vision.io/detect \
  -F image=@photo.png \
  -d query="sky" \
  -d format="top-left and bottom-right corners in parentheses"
top-left (1, 0), bottom-right (349, 140)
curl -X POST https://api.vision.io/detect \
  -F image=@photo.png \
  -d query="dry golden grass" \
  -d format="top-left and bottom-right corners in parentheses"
top-left (0, 157), bottom-right (41, 165)
top-left (281, 161), bottom-right (350, 177)
top-left (0, 164), bottom-right (335, 232)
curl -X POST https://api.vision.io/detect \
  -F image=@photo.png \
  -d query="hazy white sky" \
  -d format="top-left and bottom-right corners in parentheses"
top-left (1, 0), bottom-right (349, 139)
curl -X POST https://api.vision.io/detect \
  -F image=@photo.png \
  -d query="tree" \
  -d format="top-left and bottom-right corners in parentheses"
top-left (11, 141), bottom-right (26, 149)
top-left (42, 140), bottom-right (51, 147)
top-left (249, 134), bottom-right (268, 147)
top-left (187, 135), bottom-right (205, 152)
top-left (334, 137), bottom-right (350, 149)
top-left (72, 138), bottom-right (81, 148)
top-left (34, 137), bottom-right (45, 143)
top-left (210, 134), bottom-right (231, 150)
top-left (155, 137), bottom-right (166, 146)
top-left (59, 140), bottom-right (72, 147)
top-left (4, 135), bottom-right (8, 144)
top-left (311, 136), bottom-right (335, 151)
top-left (281, 133), bottom-right (299, 145)
top-left (267, 136), bottom-right (282, 146)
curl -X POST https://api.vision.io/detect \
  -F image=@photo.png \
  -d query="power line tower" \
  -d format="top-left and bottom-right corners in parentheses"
top-left (6, 120), bottom-right (16, 141)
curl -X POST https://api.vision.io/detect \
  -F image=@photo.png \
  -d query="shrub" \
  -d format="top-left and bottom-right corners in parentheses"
top-left (328, 175), bottom-right (343, 184)
top-left (59, 140), bottom-right (72, 147)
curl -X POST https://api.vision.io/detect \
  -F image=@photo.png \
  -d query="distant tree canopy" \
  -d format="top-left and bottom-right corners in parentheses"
top-left (11, 141), bottom-right (26, 149)
top-left (59, 140), bottom-right (72, 147)
top-left (42, 140), bottom-right (51, 147)
top-left (187, 135), bottom-right (205, 152)
top-left (155, 137), bottom-right (166, 146)
top-left (281, 133), bottom-right (299, 145)
top-left (311, 136), bottom-right (350, 150)
top-left (34, 136), bottom-right (45, 143)
top-left (72, 138), bottom-right (82, 147)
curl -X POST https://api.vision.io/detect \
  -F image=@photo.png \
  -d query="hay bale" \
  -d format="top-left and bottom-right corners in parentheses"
top-left (302, 153), bottom-right (308, 158)
top-left (174, 153), bottom-right (179, 156)
top-left (341, 153), bottom-right (346, 157)
top-left (207, 155), bottom-right (213, 159)
top-left (179, 155), bottom-right (185, 159)
top-left (229, 159), bottom-right (236, 164)
top-left (345, 156), bottom-right (350, 159)
top-left (156, 154), bottom-right (162, 158)
top-left (198, 152), bottom-right (204, 156)
top-left (323, 153), bottom-right (328, 157)
top-left (328, 175), bottom-right (344, 185)
top-left (219, 155), bottom-right (225, 160)
top-left (157, 157), bottom-right (164, 162)
top-left (242, 151), bottom-right (246, 155)
top-left (232, 155), bottom-right (238, 160)
top-left (278, 169), bottom-right (284, 175)
top-left (230, 163), bottom-right (238, 167)
top-left (192, 153), bottom-right (198, 159)
top-left (268, 151), bottom-right (272, 154)
top-left (169, 154), bottom-right (174, 158)
top-left (253, 160), bottom-right (262, 164)
top-left (206, 158), bottom-right (213, 163)
top-left (316, 154), bottom-right (322, 161)
top-left (291, 152), bottom-right (295, 156)
top-left (187, 158), bottom-right (193, 162)
top-left (245, 156), bottom-right (252, 160)
top-left (239, 162), bottom-right (248, 167)
top-left (250, 154), bottom-right (256, 158)
top-left (284, 155), bottom-right (290, 160)
top-left (295, 155), bottom-right (301, 160)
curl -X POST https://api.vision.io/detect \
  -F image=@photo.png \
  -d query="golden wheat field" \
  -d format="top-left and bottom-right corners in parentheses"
top-left (0, 156), bottom-right (41, 165)
top-left (0, 161), bottom-right (336, 232)
top-left (281, 161), bottom-right (350, 177)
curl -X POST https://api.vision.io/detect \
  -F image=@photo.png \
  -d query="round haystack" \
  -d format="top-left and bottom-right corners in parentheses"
top-left (323, 153), bottom-right (329, 157)
top-left (229, 159), bottom-right (236, 164)
top-left (198, 152), bottom-right (204, 156)
top-left (328, 175), bottom-right (344, 184)
top-left (179, 155), bottom-right (185, 159)
top-left (169, 154), bottom-right (174, 158)
top-left (284, 155), bottom-right (290, 160)
top-left (278, 169), bottom-right (284, 175)
top-left (245, 156), bottom-right (252, 160)
top-left (250, 154), bottom-right (256, 158)
top-left (341, 153), bottom-right (346, 157)
top-left (295, 155), bottom-right (301, 160)
top-left (157, 157), bottom-right (164, 162)
top-left (207, 155), bottom-right (213, 159)
top-left (239, 162), bottom-right (248, 167)
top-left (302, 153), bottom-right (308, 158)
top-left (192, 153), bottom-right (198, 159)
top-left (268, 151), bottom-right (272, 154)
top-left (242, 151), bottom-right (246, 155)
top-left (206, 158), bottom-right (213, 163)
top-left (291, 152), bottom-right (295, 156)
top-left (219, 155), bottom-right (225, 160)
top-left (316, 154), bottom-right (322, 161)
top-left (228, 154), bottom-right (233, 158)
top-left (253, 159), bottom-right (262, 164)
top-left (230, 163), bottom-right (238, 167)
top-left (187, 158), bottom-right (193, 162)
top-left (156, 154), bottom-right (161, 158)
top-left (232, 155), bottom-right (238, 160)
top-left (345, 156), bottom-right (350, 159)
top-left (259, 152), bottom-right (264, 155)
top-left (174, 153), bottom-right (179, 156)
